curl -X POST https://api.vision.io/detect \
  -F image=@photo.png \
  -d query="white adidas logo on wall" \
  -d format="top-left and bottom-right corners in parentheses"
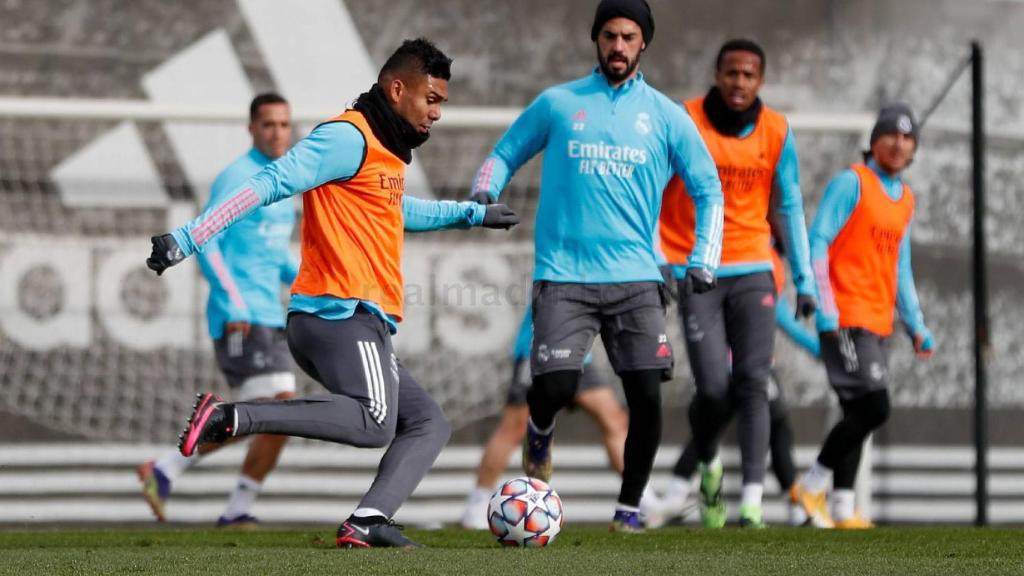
top-left (50, 0), bottom-right (433, 218)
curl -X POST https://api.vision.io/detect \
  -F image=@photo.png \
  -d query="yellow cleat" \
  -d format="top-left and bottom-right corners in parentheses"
top-left (835, 514), bottom-right (875, 529)
top-left (792, 483), bottom-right (834, 528)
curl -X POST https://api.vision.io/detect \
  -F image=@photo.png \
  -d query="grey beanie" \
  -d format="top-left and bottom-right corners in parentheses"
top-left (870, 103), bottom-right (919, 144)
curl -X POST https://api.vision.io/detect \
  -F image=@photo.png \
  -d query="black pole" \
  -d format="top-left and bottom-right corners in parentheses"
top-left (971, 40), bottom-right (989, 528)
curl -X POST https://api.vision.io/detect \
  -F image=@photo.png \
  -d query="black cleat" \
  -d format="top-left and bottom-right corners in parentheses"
top-left (335, 518), bottom-right (422, 549)
top-left (178, 393), bottom-right (232, 457)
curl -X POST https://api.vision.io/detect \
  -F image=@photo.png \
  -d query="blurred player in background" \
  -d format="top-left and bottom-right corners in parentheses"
top-left (145, 38), bottom-right (521, 549)
top-left (793, 103), bottom-right (935, 529)
top-left (659, 39), bottom-right (816, 528)
top-left (138, 92), bottom-right (298, 528)
top-left (469, 0), bottom-right (723, 533)
top-left (649, 241), bottom-right (820, 528)
top-left (459, 305), bottom-right (662, 529)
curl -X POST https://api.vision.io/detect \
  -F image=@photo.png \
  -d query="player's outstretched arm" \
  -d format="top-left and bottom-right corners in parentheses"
top-left (402, 196), bottom-right (519, 232)
top-left (469, 93), bottom-right (552, 205)
top-left (146, 122), bottom-right (366, 275)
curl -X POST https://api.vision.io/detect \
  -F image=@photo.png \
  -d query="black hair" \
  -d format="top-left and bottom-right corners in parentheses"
top-left (249, 92), bottom-right (288, 122)
top-left (378, 38), bottom-right (453, 83)
top-left (715, 38), bottom-right (766, 74)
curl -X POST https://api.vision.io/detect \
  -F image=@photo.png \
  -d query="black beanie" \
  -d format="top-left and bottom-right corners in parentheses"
top-left (870, 103), bottom-right (919, 144)
top-left (591, 0), bottom-right (654, 46)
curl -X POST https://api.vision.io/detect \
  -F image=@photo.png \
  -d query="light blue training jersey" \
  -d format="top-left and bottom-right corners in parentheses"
top-left (197, 148), bottom-right (298, 339)
top-left (172, 120), bottom-right (487, 334)
top-left (809, 159), bottom-right (933, 347)
top-left (472, 69), bottom-right (723, 283)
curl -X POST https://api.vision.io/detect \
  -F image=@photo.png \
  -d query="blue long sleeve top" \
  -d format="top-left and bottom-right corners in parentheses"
top-left (809, 159), bottom-right (932, 346)
top-left (171, 120), bottom-right (488, 333)
top-left (472, 69), bottom-right (724, 283)
top-left (196, 148), bottom-right (298, 339)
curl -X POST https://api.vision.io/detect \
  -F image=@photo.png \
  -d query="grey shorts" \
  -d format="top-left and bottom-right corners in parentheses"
top-left (530, 281), bottom-right (673, 380)
top-left (820, 328), bottom-right (889, 402)
top-left (506, 358), bottom-right (605, 406)
top-left (213, 325), bottom-right (293, 389)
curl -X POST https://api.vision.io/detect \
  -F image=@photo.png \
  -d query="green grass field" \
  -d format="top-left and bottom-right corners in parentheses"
top-left (1, 526), bottom-right (1021, 576)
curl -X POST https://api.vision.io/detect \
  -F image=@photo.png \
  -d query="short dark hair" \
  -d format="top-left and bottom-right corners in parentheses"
top-left (716, 39), bottom-right (766, 74)
top-left (249, 92), bottom-right (288, 122)
top-left (378, 38), bottom-right (453, 83)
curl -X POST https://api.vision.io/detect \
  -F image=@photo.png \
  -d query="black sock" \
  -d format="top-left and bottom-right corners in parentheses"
top-left (348, 514), bottom-right (388, 526)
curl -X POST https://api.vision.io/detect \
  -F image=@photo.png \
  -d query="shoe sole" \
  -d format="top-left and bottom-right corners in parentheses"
top-left (178, 393), bottom-right (218, 457)
top-left (136, 462), bottom-right (166, 522)
top-left (217, 521), bottom-right (260, 530)
top-left (335, 536), bottom-right (371, 549)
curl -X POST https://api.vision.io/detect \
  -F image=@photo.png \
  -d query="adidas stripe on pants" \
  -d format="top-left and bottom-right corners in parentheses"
top-left (230, 309), bottom-right (451, 517)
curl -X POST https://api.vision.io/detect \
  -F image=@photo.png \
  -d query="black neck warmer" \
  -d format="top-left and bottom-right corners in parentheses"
top-left (352, 84), bottom-right (428, 164)
top-left (702, 86), bottom-right (762, 137)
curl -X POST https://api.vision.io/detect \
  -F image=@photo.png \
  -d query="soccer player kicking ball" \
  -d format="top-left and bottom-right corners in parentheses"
top-left (659, 39), bottom-right (816, 529)
top-left (139, 93), bottom-right (299, 528)
top-left (793, 103), bottom-right (935, 529)
top-left (146, 39), bottom-right (520, 549)
top-left (469, 0), bottom-right (724, 533)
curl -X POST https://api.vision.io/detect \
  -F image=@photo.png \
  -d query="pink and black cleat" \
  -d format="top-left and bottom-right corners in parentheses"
top-left (336, 518), bottom-right (422, 549)
top-left (177, 393), bottom-right (232, 457)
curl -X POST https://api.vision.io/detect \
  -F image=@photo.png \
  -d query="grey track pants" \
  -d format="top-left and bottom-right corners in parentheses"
top-left (231, 309), bottom-right (451, 517)
top-left (680, 271), bottom-right (776, 484)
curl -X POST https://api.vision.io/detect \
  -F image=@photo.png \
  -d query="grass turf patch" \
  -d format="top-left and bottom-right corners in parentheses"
top-left (0, 526), bottom-right (1021, 575)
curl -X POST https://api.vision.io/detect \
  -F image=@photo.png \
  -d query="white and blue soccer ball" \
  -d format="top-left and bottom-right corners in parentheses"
top-left (487, 477), bottom-right (564, 547)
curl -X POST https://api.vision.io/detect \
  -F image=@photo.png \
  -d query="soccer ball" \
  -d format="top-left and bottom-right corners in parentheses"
top-left (487, 477), bottom-right (564, 547)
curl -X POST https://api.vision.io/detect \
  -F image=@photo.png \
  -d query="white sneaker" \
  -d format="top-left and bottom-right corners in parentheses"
top-left (459, 488), bottom-right (491, 530)
top-left (639, 490), bottom-right (665, 529)
top-left (641, 491), bottom-right (699, 528)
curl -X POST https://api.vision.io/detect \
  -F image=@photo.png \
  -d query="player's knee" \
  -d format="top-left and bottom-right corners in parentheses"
top-left (360, 425), bottom-right (396, 449)
top-left (731, 368), bottom-right (771, 401)
top-left (695, 372), bottom-right (731, 404)
top-left (621, 370), bottom-right (662, 423)
top-left (428, 409), bottom-right (453, 447)
top-left (694, 389), bottom-right (730, 418)
top-left (527, 370), bottom-right (580, 411)
top-left (862, 389), bottom-right (890, 430)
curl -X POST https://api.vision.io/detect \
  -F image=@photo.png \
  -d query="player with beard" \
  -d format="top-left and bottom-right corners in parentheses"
top-left (469, 0), bottom-right (724, 533)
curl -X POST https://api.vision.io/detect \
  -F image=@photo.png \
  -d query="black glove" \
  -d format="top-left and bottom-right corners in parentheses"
top-left (482, 204), bottom-right (520, 230)
top-left (795, 293), bottom-right (817, 319)
top-left (470, 191), bottom-right (495, 205)
top-left (146, 234), bottom-right (185, 276)
top-left (681, 267), bottom-right (716, 297)
top-left (659, 265), bottom-right (679, 302)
